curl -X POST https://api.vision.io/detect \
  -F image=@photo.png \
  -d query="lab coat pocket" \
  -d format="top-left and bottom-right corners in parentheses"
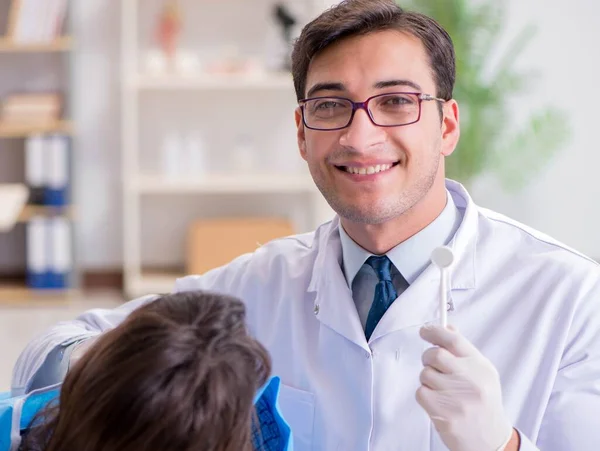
top-left (278, 384), bottom-right (315, 451)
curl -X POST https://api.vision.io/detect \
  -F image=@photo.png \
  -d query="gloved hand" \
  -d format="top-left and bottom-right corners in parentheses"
top-left (417, 324), bottom-right (514, 451)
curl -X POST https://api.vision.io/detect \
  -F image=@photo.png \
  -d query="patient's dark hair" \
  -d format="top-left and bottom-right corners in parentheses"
top-left (21, 291), bottom-right (271, 451)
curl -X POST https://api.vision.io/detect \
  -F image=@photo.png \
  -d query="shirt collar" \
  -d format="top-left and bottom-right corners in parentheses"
top-left (339, 191), bottom-right (462, 287)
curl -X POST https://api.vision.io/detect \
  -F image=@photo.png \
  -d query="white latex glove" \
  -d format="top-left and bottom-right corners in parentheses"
top-left (417, 324), bottom-right (514, 451)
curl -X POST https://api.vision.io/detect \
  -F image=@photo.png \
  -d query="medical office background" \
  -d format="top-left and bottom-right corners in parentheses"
top-left (0, 0), bottom-right (599, 390)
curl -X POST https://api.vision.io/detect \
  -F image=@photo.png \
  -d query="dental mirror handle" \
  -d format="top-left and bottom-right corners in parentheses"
top-left (431, 246), bottom-right (455, 328)
top-left (440, 268), bottom-right (448, 327)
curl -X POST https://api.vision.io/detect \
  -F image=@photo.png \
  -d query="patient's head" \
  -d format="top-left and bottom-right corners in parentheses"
top-left (22, 291), bottom-right (271, 451)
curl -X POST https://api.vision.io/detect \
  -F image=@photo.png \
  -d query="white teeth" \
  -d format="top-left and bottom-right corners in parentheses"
top-left (344, 164), bottom-right (393, 175)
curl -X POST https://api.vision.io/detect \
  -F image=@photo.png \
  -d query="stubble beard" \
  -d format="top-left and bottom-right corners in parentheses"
top-left (312, 149), bottom-right (441, 225)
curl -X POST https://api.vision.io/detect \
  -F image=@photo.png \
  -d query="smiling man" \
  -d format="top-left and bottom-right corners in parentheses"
top-left (295, 28), bottom-right (456, 255)
top-left (12, 1), bottom-right (600, 451)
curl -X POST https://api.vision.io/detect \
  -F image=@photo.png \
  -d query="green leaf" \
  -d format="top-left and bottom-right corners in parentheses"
top-left (491, 108), bottom-right (570, 190)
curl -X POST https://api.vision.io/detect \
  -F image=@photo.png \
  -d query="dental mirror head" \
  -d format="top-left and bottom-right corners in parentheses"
top-left (431, 246), bottom-right (455, 269)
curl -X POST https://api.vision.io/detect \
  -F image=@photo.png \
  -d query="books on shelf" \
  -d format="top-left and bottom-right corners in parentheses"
top-left (26, 215), bottom-right (72, 289)
top-left (1, 93), bottom-right (63, 125)
top-left (25, 134), bottom-right (70, 206)
top-left (6, 0), bottom-right (69, 43)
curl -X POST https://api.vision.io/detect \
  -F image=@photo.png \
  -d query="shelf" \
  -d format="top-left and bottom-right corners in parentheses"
top-left (18, 205), bottom-right (74, 222)
top-left (0, 284), bottom-right (79, 305)
top-left (133, 174), bottom-right (315, 194)
top-left (129, 72), bottom-right (294, 91)
top-left (120, 0), bottom-right (324, 300)
top-left (0, 120), bottom-right (74, 138)
top-left (127, 271), bottom-right (183, 298)
top-left (0, 36), bottom-right (73, 53)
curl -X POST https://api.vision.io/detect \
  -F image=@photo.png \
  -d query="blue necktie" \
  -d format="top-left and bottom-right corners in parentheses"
top-left (364, 256), bottom-right (398, 340)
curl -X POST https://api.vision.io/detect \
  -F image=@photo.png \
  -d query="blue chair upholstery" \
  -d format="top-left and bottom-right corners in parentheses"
top-left (0, 384), bottom-right (60, 450)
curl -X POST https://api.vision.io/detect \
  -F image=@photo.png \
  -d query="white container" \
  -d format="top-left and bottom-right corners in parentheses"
top-left (27, 216), bottom-right (48, 277)
top-left (175, 50), bottom-right (202, 75)
top-left (184, 131), bottom-right (208, 176)
top-left (50, 217), bottom-right (72, 275)
top-left (144, 49), bottom-right (167, 75)
top-left (25, 134), bottom-right (46, 189)
top-left (161, 132), bottom-right (182, 178)
top-left (47, 134), bottom-right (69, 191)
top-left (232, 135), bottom-right (256, 173)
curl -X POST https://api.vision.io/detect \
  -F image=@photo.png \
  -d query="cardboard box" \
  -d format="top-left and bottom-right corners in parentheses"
top-left (186, 217), bottom-right (294, 275)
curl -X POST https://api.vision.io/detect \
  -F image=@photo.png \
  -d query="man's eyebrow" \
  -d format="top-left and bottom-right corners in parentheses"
top-left (305, 82), bottom-right (346, 99)
top-left (373, 79), bottom-right (423, 91)
top-left (304, 79), bottom-right (424, 99)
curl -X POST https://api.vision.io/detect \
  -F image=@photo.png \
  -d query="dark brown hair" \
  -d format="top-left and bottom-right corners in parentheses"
top-left (21, 291), bottom-right (271, 451)
top-left (291, 0), bottom-right (456, 101)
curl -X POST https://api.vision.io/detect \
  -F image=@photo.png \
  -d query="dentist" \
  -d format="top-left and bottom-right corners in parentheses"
top-left (13, 1), bottom-right (600, 450)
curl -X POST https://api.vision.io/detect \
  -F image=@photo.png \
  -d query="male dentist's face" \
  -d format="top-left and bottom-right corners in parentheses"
top-left (295, 30), bottom-right (457, 225)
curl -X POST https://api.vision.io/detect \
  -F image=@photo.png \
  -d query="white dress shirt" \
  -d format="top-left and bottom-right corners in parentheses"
top-left (339, 191), bottom-right (463, 329)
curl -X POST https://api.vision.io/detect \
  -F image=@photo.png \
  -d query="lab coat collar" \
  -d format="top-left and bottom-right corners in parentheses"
top-left (446, 179), bottom-right (477, 291)
top-left (338, 189), bottom-right (461, 287)
top-left (308, 179), bottom-right (477, 345)
top-left (311, 222), bottom-right (369, 349)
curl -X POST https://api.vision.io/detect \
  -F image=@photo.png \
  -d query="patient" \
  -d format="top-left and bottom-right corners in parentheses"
top-left (20, 291), bottom-right (272, 451)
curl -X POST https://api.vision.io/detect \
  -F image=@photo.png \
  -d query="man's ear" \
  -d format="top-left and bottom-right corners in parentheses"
top-left (441, 100), bottom-right (460, 157)
top-left (295, 107), bottom-right (307, 160)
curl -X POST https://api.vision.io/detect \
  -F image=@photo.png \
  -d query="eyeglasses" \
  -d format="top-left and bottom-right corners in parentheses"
top-left (298, 92), bottom-right (445, 131)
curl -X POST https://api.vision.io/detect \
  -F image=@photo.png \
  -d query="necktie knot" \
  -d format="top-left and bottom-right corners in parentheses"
top-left (364, 255), bottom-right (398, 340)
top-left (366, 255), bottom-right (393, 282)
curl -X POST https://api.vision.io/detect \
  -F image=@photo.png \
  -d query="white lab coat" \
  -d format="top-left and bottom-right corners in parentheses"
top-left (12, 180), bottom-right (600, 451)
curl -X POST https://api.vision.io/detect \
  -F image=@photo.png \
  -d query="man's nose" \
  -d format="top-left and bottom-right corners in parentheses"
top-left (339, 107), bottom-right (386, 151)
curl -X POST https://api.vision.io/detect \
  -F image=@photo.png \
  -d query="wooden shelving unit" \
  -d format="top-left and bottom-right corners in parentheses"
top-left (0, 1), bottom-right (75, 302)
top-left (0, 284), bottom-right (79, 305)
top-left (0, 120), bottom-right (74, 138)
top-left (119, 0), bottom-right (326, 298)
top-left (17, 205), bottom-right (74, 222)
top-left (0, 36), bottom-right (73, 53)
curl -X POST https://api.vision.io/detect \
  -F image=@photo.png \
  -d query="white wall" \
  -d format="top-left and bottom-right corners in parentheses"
top-left (469, 0), bottom-right (600, 255)
top-left (2, 0), bottom-right (598, 272)
top-left (70, 0), bottom-right (123, 269)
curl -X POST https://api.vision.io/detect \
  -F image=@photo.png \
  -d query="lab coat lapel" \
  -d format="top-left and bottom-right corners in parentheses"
top-left (370, 181), bottom-right (478, 341)
top-left (369, 264), bottom-right (443, 339)
top-left (307, 181), bottom-right (478, 347)
top-left (308, 219), bottom-right (369, 351)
